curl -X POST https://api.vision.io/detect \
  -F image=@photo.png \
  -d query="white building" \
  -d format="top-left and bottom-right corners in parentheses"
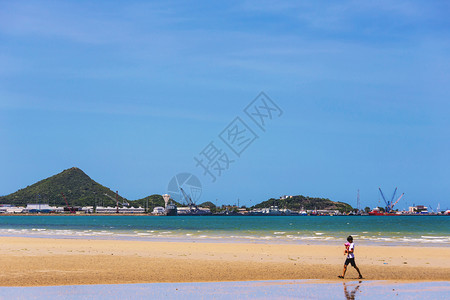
top-left (24, 204), bottom-right (60, 213)
top-left (409, 205), bottom-right (428, 213)
top-left (0, 205), bottom-right (25, 214)
top-left (152, 206), bottom-right (165, 215)
top-left (95, 206), bottom-right (146, 214)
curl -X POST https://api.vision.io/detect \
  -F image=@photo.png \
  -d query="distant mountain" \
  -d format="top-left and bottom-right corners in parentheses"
top-left (0, 167), bottom-right (185, 210)
top-left (0, 167), bottom-right (129, 207)
top-left (252, 195), bottom-right (352, 212)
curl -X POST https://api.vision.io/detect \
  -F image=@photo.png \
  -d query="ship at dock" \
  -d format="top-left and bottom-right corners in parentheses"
top-left (163, 194), bottom-right (177, 216)
top-left (176, 188), bottom-right (211, 215)
top-left (165, 202), bottom-right (178, 216)
top-left (368, 207), bottom-right (400, 216)
top-left (368, 187), bottom-right (404, 216)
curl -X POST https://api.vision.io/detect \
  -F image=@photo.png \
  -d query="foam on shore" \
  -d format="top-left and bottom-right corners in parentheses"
top-left (1, 227), bottom-right (449, 246)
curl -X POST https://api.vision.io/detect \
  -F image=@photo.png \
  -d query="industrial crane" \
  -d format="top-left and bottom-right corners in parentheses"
top-left (379, 187), bottom-right (404, 213)
top-left (391, 193), bottom-right (404, 210)
top-left (61, 192), bottom-right (76, 214)
top-left (180, 187), bottom-right (198, 211)
top-left (104, 192), bottom-right (129, 206)
top-left (103, 191), bottom-right (128, 213)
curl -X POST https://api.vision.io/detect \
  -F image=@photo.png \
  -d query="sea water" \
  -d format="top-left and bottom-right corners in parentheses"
top-left (0, 215), bottom-right (448, 246)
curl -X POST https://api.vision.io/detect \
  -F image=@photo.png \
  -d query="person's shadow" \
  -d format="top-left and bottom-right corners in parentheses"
top-left (343, 281), bottom-right (362, 300)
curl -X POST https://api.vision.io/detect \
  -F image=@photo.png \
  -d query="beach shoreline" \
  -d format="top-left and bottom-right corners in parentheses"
top-left (0, 237), bottom-right (448, 287)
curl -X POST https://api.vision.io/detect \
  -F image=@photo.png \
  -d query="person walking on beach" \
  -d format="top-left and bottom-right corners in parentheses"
top-left (338, 235), bottom-right (363, 279)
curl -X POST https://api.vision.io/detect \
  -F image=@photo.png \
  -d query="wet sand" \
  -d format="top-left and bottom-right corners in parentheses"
top-left (0, 237), bottom-right (448, 286)
top-left (1, 280), bottom-right (449, 300)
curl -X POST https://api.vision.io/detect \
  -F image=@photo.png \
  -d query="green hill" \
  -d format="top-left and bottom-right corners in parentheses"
top-left (199, 201), bottom-right (216, 208)
top-left (199, 201), bottom-right (217, 213)
top-left (0, 167), bottom-right (184, 210)
top-left (252, 195), bottom-right (352, 212)
top-left (0, 167), bottom-right (129, 207)
top-left (131, 195), bottom-right (182, 210)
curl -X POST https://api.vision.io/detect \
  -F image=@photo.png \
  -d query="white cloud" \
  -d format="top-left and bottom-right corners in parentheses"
top-left (0, 1), bottom-right (172, 45)
top-left (238, 0), bottom-right (432, 32)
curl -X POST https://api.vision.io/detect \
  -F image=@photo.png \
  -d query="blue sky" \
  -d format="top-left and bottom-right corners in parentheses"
top-left (1, 0), bottom-right (449, 210)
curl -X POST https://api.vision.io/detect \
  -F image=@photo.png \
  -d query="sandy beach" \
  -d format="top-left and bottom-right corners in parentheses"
top-left (0, 237), bottom-right (448, 286)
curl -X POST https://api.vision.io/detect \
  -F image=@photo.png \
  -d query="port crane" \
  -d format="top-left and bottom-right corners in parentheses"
top-left (104, 191), bottom-right (128, 213)
top-left (428, 204), bottom-right (439, 214)
top-left (104, 192), bottom-right (129, 206)
top-left (180, 187), bottom-right (198, 212)
top-left (61, 192), bottom-right (76, 214)
top-left (379, 187), bottom-right (404, 213)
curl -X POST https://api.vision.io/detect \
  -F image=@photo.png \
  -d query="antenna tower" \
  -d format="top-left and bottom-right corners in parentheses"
top-left (357, 189), bottom-right (360, 212)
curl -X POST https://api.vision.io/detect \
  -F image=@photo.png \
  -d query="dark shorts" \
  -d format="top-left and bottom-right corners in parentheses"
top-left (344, 257), bottom-right (356, 267)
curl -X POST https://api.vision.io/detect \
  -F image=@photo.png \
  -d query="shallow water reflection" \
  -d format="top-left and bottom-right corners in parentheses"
top-left (0, 280), bottom-right (448, 299)
top-left (343, 281), bottom-right (362, 300)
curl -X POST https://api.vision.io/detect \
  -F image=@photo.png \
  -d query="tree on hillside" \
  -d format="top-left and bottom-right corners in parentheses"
top-left (252, 195), bottom-right (352, 212)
